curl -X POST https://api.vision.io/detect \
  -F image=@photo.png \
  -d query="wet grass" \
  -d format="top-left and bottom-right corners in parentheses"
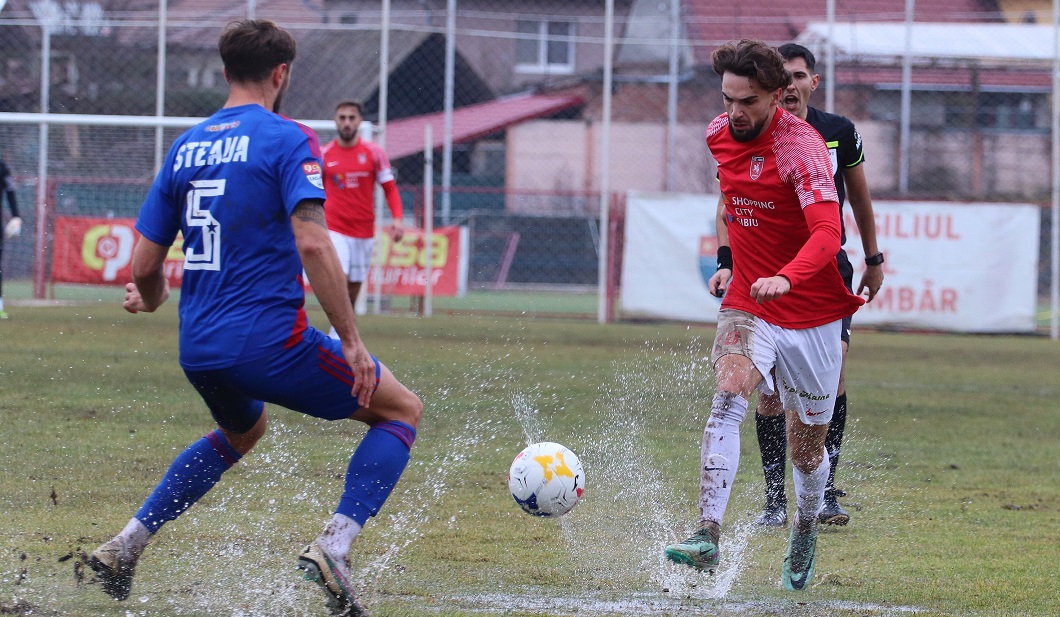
top-left (0, 302), bottom-right (1058, 616)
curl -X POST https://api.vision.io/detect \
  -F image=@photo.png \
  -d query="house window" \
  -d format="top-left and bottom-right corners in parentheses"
top-left (944, 93), bottom-right (1045, 131)
top-left (515, 20), bottom-right (575, 74)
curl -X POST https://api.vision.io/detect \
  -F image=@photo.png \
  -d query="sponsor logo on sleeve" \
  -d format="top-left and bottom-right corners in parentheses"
top-left (302, 161), bottom-right (324, 189)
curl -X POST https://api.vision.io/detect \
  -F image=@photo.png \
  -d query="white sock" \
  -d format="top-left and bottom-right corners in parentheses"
top-left (0, 298), bottom-right (5, 312)
top-left (119, 518), bottom-right (153, 558)
top-left (318, 513), bottom-right (362, 564)
top-left (699, 391), bottom-right (749, 528)
top-left (792, 449), bottom-right (829, 525)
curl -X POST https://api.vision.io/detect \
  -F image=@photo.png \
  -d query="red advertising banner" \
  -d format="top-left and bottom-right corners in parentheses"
top-left (52, 216), bottom-right (467, 298)
top-left (369, 226), bottom-right (466, 297)
top-left (51, 216), bottom-right (185, 287)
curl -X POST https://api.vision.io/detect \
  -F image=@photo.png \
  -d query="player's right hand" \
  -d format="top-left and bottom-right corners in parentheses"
top-left (708, 268), bottom-right (731, 298)
top-left (123, 281), bottom-right (169, 313)
top-left (123, 283), bottom-right (146, 313)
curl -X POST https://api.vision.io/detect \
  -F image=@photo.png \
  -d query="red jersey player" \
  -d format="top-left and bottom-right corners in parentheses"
top-left (663, 40), bottom-right (863, 591)
top-left (322, 100), bottom-right (405, 315)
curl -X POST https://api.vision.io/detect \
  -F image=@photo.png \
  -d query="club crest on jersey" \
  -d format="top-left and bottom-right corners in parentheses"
top-left (358, 153), bottom-right (367, 165)
top-left (749, 156), bottom-right (765, 180)
top-left (302, 161), bottom-right (324, 189)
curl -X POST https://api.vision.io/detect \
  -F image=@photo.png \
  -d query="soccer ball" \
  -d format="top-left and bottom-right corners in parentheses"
top-left (508, 442), bottom-right (585, 517)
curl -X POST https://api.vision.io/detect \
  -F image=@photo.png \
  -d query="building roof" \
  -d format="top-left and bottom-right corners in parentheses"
top-left (798, 22), bottom-right (1057, 64)
top-left (124, 0), bottom-right (327, 48)
top-left (281, 28), bottom-right (438, 120)
top-left (382, 91), bottom-right (585, 160)
top-left (680, 0), bottom-right (1004, 64)
top-left (833, 65), bottom-right (1053, 92)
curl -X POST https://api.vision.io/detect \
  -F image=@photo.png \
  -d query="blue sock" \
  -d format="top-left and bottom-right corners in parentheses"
top-left (337, 421), bottom-right (416, 525)
top-left (135, 430), bottom-right (242, 534)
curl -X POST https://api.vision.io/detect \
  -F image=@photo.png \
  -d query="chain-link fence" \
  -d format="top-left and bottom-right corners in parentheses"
top-left (1, 0), bottom-right (1058, 331)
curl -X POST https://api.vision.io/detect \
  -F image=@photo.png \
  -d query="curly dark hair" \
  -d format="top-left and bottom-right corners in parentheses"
top-left (218, 20), bottom-right (297, 84)
top-left (711, 39), bottom-right (791, 92)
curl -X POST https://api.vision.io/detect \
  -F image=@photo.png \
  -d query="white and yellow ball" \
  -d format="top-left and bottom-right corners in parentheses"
top-left (508, 442), bottom-right (585, 517)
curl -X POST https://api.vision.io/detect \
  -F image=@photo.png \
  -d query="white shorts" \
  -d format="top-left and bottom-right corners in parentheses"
top-left (329, 231), bottom-right (375, 283)
top-left (711, 309), bottom-right (842, 425)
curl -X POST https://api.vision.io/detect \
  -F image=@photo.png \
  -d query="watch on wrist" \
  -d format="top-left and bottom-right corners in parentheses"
top-left (865, 252), bottom-right (885, 266)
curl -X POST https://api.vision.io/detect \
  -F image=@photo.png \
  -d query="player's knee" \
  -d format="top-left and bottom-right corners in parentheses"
top-left (756, 393), bottom-right (784, 417)
top-left (374, 385), bottom-right (421, 430)
top-left (397, 389), bottom-right (423, 430)
top-left (713, 371), bottom-right (742, 394)
top-left (790, 447), bottom-right (825, 474)
top-left (708, 390), bottom-right (748, 426)
top-left (223, 410), bottom-right (268, 455)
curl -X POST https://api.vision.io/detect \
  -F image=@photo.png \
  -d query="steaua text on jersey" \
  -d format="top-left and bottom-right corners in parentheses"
top-left (707, 108), bottom-right (863, 329)
top-left (135, 104), bottom-right (327, 371)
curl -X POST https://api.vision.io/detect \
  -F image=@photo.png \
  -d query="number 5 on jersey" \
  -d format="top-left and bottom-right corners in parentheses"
top-left (184, 179), bottom-right (224, 271)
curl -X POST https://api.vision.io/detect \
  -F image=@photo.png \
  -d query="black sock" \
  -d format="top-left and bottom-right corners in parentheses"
top-left (825, 393), bottom-right (848, 492)
top-left (755, 412), bottom-right (787, 503)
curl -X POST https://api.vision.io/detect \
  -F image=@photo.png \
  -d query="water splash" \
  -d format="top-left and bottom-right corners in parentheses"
top-left (512, 392), bottom-right (544, 445)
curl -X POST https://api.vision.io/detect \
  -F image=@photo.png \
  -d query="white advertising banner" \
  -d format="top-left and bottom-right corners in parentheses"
top-left (621, 193), bottom-right (1040, 333)
top-left (621, 192), bottom-right (724, 323)
top-left (845, 201), bottom-right (1039, 332)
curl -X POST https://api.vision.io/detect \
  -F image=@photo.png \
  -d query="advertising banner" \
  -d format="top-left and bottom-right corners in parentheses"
top-left (621, 193), bottom-right (1040, 333)
top-left (843, 202), bottom-right (1039, 332)
top-left (621, 192), bottom-right (724, 323)
top-left (369, 226), bottom-right (469, 297)
top-left (51, 216), bottom-right (185, 287)
top-left (52, 217), bottom-right (469, 298)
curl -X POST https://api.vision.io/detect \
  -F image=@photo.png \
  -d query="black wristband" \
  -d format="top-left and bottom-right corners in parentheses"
top-left (865, 252), bottom-right (884, 266)
top-left (717, 246), bottom-right (733, 271)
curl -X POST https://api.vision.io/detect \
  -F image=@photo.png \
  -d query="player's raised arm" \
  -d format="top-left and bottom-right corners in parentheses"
top-left (291, 197), bottom-right (375, 408)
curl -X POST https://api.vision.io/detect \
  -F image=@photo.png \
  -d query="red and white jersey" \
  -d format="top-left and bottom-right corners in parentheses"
top-left (708, 108), bottom-right (863, 328)
top-left (321, 139), bottom-right (395, 238)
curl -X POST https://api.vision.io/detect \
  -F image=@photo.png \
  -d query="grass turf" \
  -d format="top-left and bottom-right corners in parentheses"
top-left (0, 299), bottom-right (1057, 616)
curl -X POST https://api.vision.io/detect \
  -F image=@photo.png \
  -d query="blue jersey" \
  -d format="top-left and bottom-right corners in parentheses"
top-left (136, 104), bottom-right (326, 370)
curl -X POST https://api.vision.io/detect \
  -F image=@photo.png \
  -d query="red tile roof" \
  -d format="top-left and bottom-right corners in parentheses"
top-left (835, 65), bottom-right (1053, 91)
top-left (383, 92), bottom-right (584, 160)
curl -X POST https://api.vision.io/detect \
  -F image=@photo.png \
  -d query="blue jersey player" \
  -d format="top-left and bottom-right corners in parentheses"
top-left (88, 21), bottom-right (422, 616)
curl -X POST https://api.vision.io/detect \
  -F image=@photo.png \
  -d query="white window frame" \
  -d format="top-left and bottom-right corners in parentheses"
top-left (515, 19), bottom-right (575, 75)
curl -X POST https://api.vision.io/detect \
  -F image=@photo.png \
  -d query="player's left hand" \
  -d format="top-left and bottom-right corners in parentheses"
top-left (749, 275), bottom-right (791, 304)
top-left (385, 222), bottom-right (404, 242)
top-left (857, 264), bottom-right (885, 302)
top-left (341, 339), bottom-right (377, 408)
top-left (4, 216), bottom-right (21, 239)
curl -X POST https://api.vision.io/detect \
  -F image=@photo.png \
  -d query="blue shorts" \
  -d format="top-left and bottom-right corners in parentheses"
top-left (184, 327), bottom-right (381, 434)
